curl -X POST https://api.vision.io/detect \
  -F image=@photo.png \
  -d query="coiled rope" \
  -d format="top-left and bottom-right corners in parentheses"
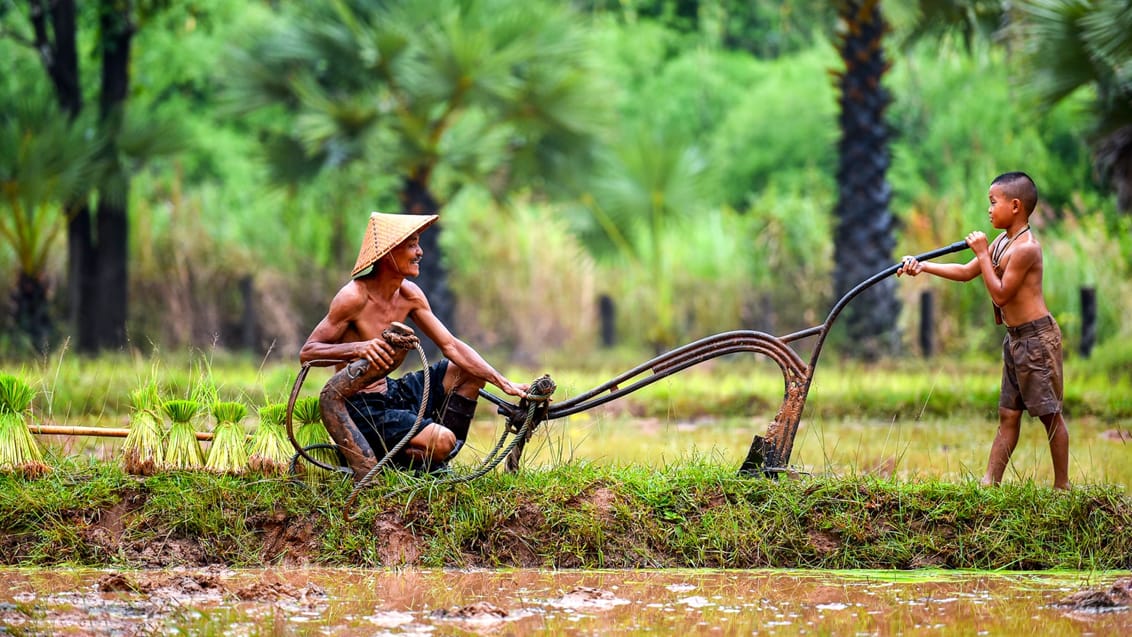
top-left (285, 322), bottom-right (427, 480)
top-left (380, 375), bottom-right (556, 502)
top-left (285, 323), bottom-right (555, 520)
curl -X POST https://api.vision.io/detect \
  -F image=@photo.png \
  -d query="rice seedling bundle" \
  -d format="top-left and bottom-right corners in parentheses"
top-left (0, 374), bottom-right (49, 478)
top-left (0, 375), bottom-right (47, 472)
top-left (247, 403), bottom-right (291, 475)
top-left (121, 383), bottom-right (164, 476)
top-left (162, 399), bottom-right (205, 470)
top-left (205, 401), bottom-right (249, 475)
top-left (293, 396), bottom-right (338, 480)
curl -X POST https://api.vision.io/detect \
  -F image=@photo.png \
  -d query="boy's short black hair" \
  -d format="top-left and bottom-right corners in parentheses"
top-left (991, 172), bottom-right (1039, 214)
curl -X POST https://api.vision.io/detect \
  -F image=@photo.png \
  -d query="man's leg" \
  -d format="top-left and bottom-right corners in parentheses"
top-left (1040, 411), bottom-right (1070, 490)
top-left (982, 407), bottom-right (1022, 486)
top-left (403, 423), bottom-right (457, 465)
top-left (437, 364), bottom-right (485, 457)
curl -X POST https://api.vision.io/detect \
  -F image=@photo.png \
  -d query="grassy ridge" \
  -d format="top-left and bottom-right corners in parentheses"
top-left (2, 459), bottom-right (1128, 571)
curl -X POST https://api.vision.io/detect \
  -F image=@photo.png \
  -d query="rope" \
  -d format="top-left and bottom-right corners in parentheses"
top-left (283, 324), bottom-right (555, 521)
top-left (286, 362), bottom-right (351, 474)
top-left (381, 376), bottom-right (555, 502)
top-left (285, 322), bottom-right (429, 480)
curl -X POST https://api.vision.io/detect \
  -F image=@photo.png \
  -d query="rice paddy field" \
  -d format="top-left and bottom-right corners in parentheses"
top-left (6, 348), bottom-right (1131, 490)
top-left (2, 350), bottom-right (1131, 634)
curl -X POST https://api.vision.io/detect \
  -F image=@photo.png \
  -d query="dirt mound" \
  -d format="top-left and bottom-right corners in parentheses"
top-left (547, 586), bottom-right (629, 610)
top-left (1055, 578), bottom-right (1132, 611)
top-left (96, 568), bottom-right (325, 605)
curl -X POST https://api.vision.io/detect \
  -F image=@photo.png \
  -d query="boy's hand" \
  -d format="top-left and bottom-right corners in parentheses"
top-left (966, 231), bottom-right (988, 255)
top-left (897, 255), bottom-right (922, 277)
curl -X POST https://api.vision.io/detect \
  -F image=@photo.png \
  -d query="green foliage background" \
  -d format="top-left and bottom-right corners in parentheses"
top-left (1, 0), bottom-right (1129, 365)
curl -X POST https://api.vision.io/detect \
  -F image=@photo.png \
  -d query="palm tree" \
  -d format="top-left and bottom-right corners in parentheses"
top-left (1014, 0), bottom-right (1132, 213)
top-left (5, 0), bottom-right (181, 353)
top-left (0, 86), bottom-right (100, 353)
top-left (577, 123), bottom-right (707, 350)
top-left (224, 0), bottom-right (609, 331)
top-left (830, 0), bottom-right (900, 359)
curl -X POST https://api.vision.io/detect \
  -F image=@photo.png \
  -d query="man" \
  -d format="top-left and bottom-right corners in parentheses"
top-left (300, 212), bottom-right (529, 477)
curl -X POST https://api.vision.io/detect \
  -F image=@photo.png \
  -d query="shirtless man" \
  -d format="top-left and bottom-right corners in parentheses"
top-left (898, 172), bottom-right (1069, 490)
top-left (300, 212), bottom-right (528, 477)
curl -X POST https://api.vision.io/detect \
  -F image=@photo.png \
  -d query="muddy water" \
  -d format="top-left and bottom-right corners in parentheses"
top-left (1, 568), bottom-right (1128, 635)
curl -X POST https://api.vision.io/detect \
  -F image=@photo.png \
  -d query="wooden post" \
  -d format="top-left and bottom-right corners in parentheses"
top-left (1080, 286), bottom-right (1096, 358)
top-left (598, 294), bottom-right (616, 348)
top-left (240, 275), bottom-right (258, 351)
top-left (919, 290), bottom-right (934, 358)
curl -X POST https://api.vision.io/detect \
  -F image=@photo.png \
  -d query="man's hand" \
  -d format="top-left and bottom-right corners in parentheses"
top-left (897, 255), bottom-right (923, 277)
top-left (966, 231), bottom-right (988, 255)
top-left (499, 379), bottom-right (530, 399)
top-left (356, 336), bottom-right (397, 375)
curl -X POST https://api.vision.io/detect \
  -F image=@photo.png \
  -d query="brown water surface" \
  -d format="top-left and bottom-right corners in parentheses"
top-left (0, 568), bottom-right (1128, 635)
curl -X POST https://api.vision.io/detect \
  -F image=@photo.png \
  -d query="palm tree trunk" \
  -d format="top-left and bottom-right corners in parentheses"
top-left (27, 0), bottom-right (100, 352)
top-left (832, 0), bottom-right (900, 360)
top-left (399, 175), bottom-right (455, 346)
top-left (90, 3), bottom-right (134, 351)
top-left (13, 271), bottom-right (53, 354)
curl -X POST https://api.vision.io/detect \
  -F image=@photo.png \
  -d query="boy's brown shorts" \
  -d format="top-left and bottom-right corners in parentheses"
top-left (1000, 314), bottom-right (1063, 417)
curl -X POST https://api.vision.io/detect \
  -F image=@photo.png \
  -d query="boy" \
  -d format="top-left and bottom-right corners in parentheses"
top-left (898, 172), bottom-right (1069, 490)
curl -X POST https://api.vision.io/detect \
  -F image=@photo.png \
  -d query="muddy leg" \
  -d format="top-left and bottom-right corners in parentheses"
top-left (1040, 411), bottom-right (1070, 490)
top-left (319, 359), bottom-right (383, 479)
top-left (982, 407), bottom-right (1022, 486)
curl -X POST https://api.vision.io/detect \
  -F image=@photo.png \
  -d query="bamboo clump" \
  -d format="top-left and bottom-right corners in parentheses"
top-left (162, 399), bottom-right (205, 470)
top-left (205, 401), bottom-right (249, 475)
top-left (121, 382), bottom-right (165, 476)
top-left (248, 403), bottom-right (291, 475)
top-left (0, 374), bottom-right (50, 478)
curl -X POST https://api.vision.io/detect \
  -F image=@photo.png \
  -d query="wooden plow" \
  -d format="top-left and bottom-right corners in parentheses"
top-left (479, 242), bottom-right (970, 477)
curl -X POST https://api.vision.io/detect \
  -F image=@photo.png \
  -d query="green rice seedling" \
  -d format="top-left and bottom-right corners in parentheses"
top-left (162, 399), bottom-right (205, 470)
top-left (248, 403), bottom-right (291, 475)
top-left (205, 401), bottom-right (250, 475)
top-left (0, 374), bottom-right (49, 478)
top-left (293, 396), bottom-right (338, 480)
top-left (121, 382), bottom-right (165, 476)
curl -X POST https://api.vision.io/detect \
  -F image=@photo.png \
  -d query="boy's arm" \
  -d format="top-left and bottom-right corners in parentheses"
top-left (897, 255), bottom-right (980, 282)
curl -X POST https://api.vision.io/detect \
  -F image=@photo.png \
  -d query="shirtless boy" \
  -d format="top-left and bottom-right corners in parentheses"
top-left (898, 172), bottom-right (1069, 490)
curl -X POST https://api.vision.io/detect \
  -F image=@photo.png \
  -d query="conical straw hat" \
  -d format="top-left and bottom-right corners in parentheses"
top-left (351, 212), bottom-right (438, 278)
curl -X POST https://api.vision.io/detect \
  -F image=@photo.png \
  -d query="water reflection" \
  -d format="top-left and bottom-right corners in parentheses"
top-left (0, 568), bottom-right (1128, 635)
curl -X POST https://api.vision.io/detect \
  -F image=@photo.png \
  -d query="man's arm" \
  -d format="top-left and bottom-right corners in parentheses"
top-left (405, 284), bottom-right (529, 398)
top-left (299, 284), bottom-right (397, 371)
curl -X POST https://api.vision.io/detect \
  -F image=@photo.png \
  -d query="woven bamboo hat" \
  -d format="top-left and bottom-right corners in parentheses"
top-left (351, 212), bottom-right (438, 279)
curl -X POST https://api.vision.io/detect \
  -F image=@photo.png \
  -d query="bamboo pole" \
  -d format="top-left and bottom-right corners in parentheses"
top-left (29, 424), bottom-right (234, 442)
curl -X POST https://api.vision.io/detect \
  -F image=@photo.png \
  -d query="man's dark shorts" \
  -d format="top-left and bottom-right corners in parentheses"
top-left (346, 360), bottom-right (450, 463)
top-left (1000, 315), bottom-right (1063, 417)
